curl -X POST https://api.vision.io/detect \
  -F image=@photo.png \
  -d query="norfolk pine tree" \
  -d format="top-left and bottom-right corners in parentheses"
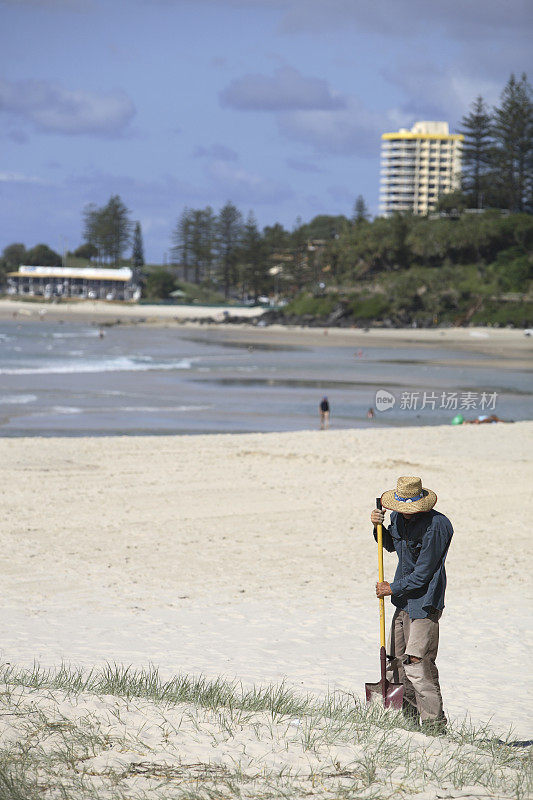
top-left (460, 96), bottom-right (493, 209)
top-left (101, 195), bottom-right (132, 267)
top-left (241, 212), bottom-right (268, 299)
top-left (352, 195), bottom-right (370, 224)
top-left (198, 206), bottom-right (216, 283)
top-left (83, 195), bottom-right (132, 266)
top-left (216, 201), bottom-right (243, 299)
top-left (132, 222), bottom-right (145, 270)
top-left (189, 208), bottom-right (216, 284)
top-left (291, 216), bottom-right (309, 290)
top-left (171, 208), bottom-right (192, 282)
top-left (492, 73), bottom-right (533, 212)
top-left (83, 203), bottom-right (101, 263)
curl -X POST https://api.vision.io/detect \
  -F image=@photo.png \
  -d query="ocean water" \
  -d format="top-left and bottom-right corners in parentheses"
top-left (0, 320), bottom-right (531, 435)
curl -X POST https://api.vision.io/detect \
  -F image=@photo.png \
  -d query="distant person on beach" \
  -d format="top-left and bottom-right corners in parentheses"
top-left (319, 396), bottom-right (330, 429)
top-left (453, 413), bottom-right (510, 425)
top-left (370, 476), bottom-right (453, 735)
top-left (466, 414), bottom-right (508, 424)
top-left (367, 407), bottom-right (375, 420)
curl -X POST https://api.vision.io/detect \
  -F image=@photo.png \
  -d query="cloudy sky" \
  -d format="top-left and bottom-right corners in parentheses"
top-left (1, 0), bottom-right (531, 262)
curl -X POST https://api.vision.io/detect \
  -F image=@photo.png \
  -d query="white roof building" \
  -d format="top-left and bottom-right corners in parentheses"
top-left (7, 265), bottom-right (140, 302)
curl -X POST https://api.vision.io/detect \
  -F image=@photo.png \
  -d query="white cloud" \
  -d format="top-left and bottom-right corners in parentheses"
top-left (382, 63), bottom-right (504, 126)
top-left (228, 0), bottom-right (532, 40)
top-left (220, 65), bottom-right (387, 157)
top-left (0, 78), bottom-right (135, 137)
top-left (220, 66), bottom-right (344, 111)
top-left (277, 96), bottom-right (388, 157)
top-left (150, 0), bottom-right (532, 40)
top-left (0, 171), bottom-right (46, 184)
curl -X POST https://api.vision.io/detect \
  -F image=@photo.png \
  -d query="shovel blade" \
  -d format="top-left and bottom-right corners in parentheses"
top-left (365, 679), bottom-right (404, 710)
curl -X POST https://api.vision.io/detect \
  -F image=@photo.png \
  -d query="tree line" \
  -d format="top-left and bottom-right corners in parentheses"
top-left (2, 205), bottom-right (531, 303)
top-left (141, 204), bottom-right (533, 307)
top-left (170, 204), bottom-right (293, 299)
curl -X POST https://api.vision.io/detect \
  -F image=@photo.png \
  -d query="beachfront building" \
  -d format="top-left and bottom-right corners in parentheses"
top-left (380, 121), bottom-right (463, 216)
top-left (6, 266), bottom-right (141, 302)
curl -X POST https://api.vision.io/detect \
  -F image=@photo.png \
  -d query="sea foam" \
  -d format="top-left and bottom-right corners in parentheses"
top-left (0, 394), bottom-right (37, 404)
top-left (0, 356), bottom-right (197, 376)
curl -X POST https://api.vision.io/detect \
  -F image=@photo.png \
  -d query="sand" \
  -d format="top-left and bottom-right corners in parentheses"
top-left (0, 297), bottom-right (263, 324)
top-left (1, 422), bottom-right (532, 742)
top-left (2, 677), bottom-right (527, 799)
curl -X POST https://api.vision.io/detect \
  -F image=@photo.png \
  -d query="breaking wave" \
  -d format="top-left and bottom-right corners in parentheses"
top-left (0, 356), bottom-right (197, 376)
top-left (0, 394), bottom-right (37, 404)
top-left (51, 330), bottom-right (100, 339)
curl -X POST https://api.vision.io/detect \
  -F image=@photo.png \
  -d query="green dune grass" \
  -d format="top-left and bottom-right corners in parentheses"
top-left (0, 663), bottom-right (530, 799)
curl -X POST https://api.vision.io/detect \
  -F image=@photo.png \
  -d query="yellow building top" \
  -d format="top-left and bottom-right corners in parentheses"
top-left (382, 132), bottom-right (464, 141)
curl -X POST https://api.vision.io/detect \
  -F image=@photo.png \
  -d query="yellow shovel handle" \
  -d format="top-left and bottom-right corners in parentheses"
top-left (377, 522), bottom-right (386, 649)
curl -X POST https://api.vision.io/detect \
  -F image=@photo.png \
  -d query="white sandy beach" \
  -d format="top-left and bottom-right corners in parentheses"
top-left (1, 423), bottom-right (532, 743)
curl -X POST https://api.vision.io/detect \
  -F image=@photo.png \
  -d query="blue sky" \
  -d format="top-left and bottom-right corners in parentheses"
top-left (1, 0), bottom-right (531, 262)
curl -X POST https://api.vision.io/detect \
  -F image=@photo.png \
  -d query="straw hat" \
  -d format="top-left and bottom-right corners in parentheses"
top-left (381, 476), bottom-right (437, 514)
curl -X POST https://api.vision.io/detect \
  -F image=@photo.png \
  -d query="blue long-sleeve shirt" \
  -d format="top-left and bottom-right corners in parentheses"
top-left (373, 509), bottom-right (453, 619)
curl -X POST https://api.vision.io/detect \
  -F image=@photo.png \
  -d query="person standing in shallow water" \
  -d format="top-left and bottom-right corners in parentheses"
top-left (319, 396), bottom-right (330, 429)
top-left (370, 476), bottom-right (453, 734)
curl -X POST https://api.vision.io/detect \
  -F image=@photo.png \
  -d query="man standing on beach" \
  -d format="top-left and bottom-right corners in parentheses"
top-left (370, 476), bottom-right (453, 734)
top-left (319, 396), bottom-right (330, 429)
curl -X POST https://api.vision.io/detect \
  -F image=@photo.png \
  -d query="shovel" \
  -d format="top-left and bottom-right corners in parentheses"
top-left (365, 497), bottom-right (404, 709)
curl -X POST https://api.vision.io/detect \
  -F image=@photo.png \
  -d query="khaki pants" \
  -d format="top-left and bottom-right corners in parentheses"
top-left (388, 608), bottom-right (446, 723)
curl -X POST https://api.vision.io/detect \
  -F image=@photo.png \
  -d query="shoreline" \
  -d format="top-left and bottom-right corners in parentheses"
top-left (0, 296), bottom-right (263, 324)
top-left (1, 296), bottom-right (532, 353)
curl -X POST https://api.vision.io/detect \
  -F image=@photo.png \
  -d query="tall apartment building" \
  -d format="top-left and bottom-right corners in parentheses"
top-left (379, 121), bottom-right (463, 216)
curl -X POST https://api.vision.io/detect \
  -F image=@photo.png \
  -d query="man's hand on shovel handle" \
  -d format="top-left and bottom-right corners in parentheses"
top-left (376, 581), bottom-right (392, 598)
top-left (371, 509), bottom-right (385, 526)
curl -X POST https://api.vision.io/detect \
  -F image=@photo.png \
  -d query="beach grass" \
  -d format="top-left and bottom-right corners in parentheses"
top-left (0, 663), bottom-right (530, 799)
